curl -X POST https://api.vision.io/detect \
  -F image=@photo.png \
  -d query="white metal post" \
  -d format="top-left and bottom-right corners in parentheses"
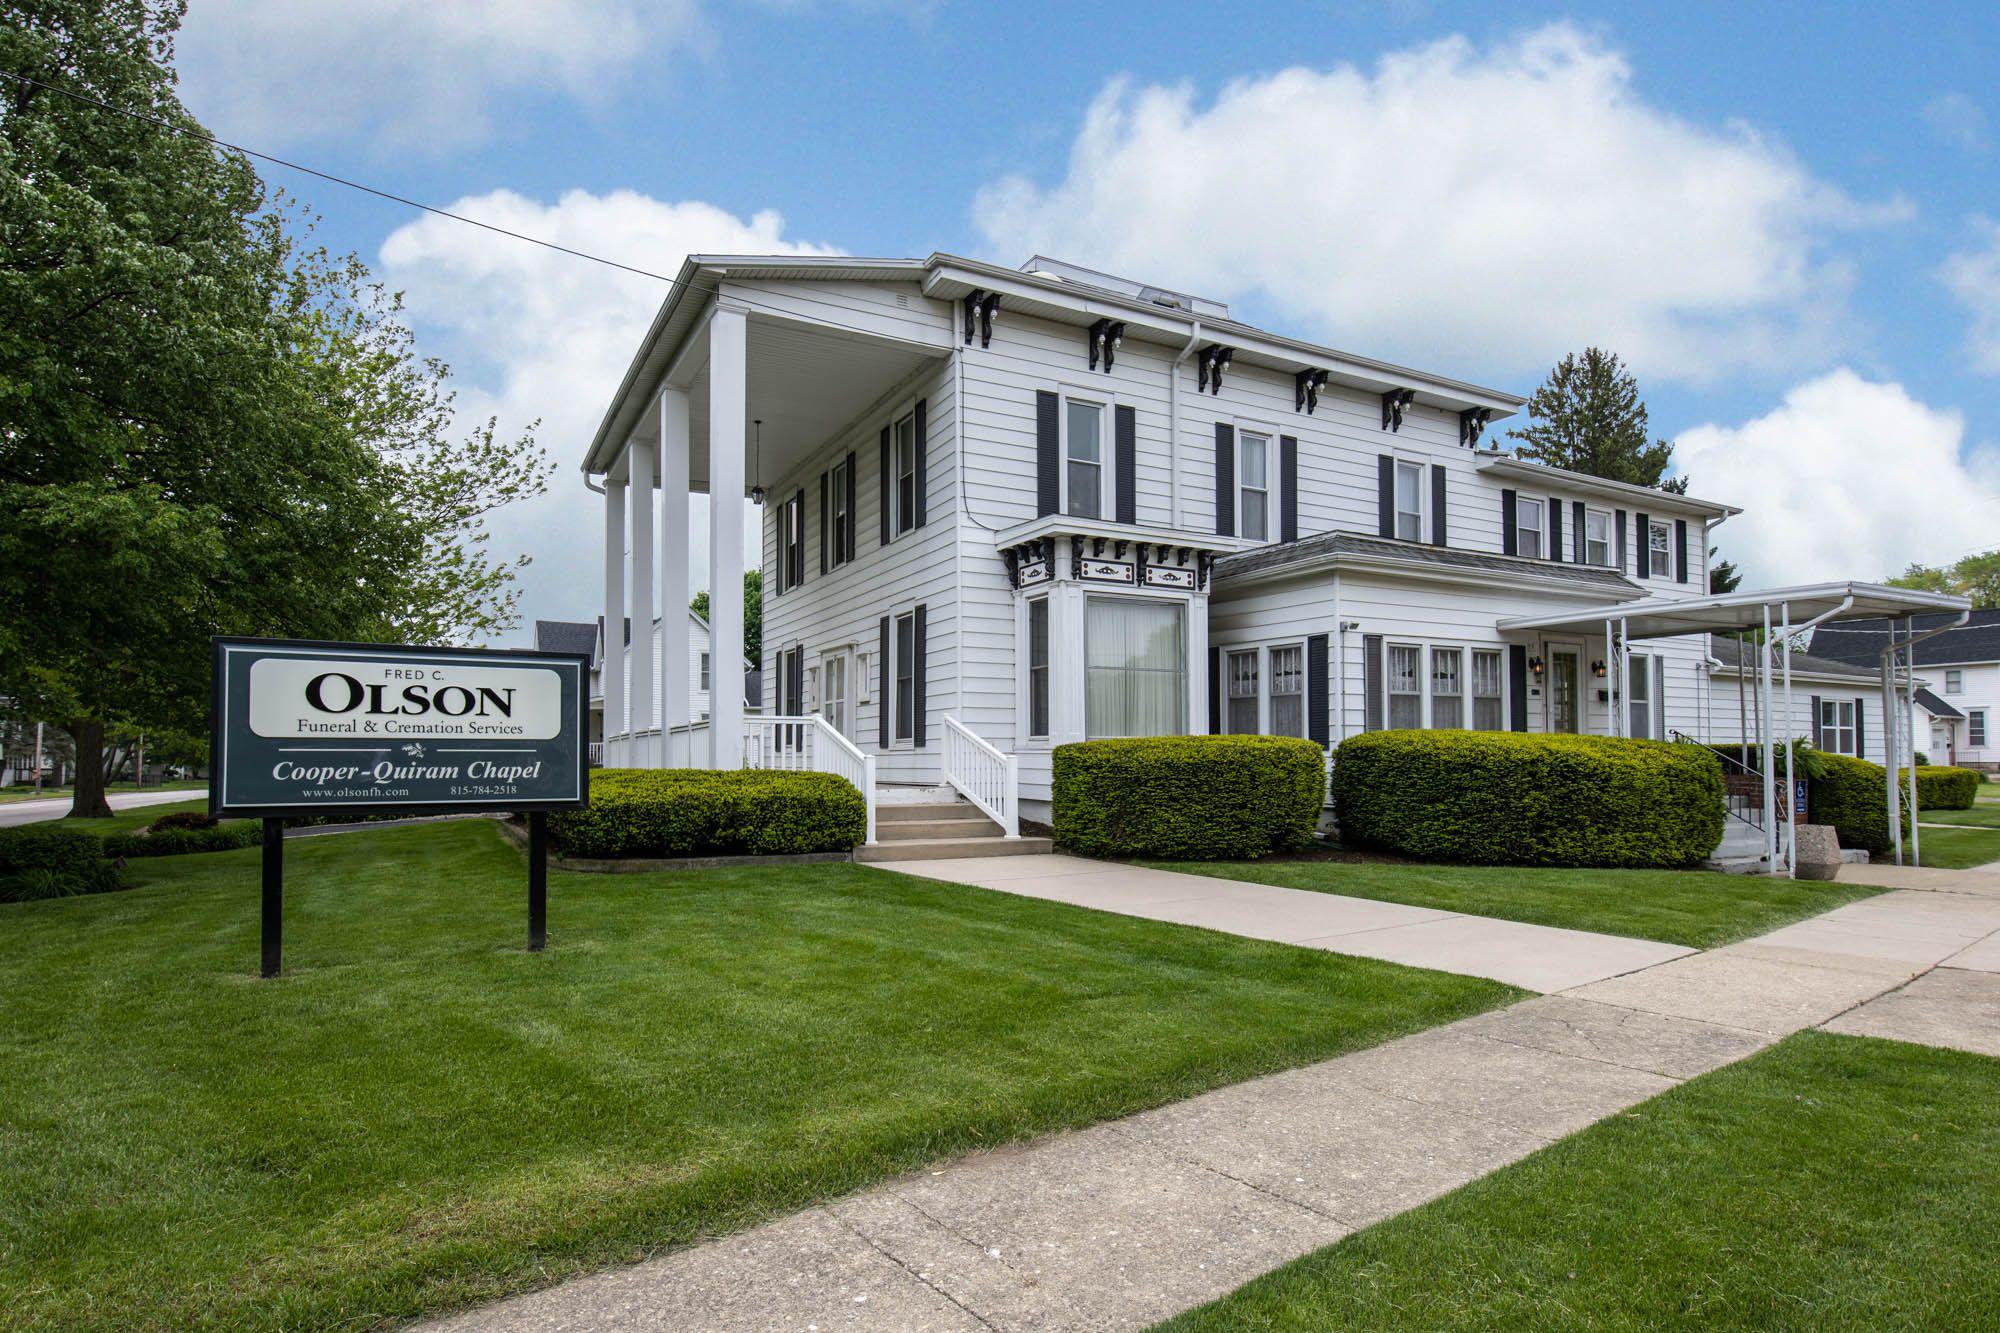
top-left (659, 387), bottom-right (692, 757)
top-left (628, 433), bottom-right (656, 750)
top-left (1905, 621), bottom-right (1921, 866)
top-left (708, 305), bottom-right (748, 771)
top-left (602, 476), bottom-right (627, 747)
top-left (1781, 601), bottom-right (1796, 878)
top-left (1883, 626), bottom-right (1903, 866)
top-left (1759, 605), bottom-right (1777, 870)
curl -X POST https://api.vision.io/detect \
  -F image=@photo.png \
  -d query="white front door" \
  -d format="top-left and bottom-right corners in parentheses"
top-left (821, 651), bottom-right (849, 739)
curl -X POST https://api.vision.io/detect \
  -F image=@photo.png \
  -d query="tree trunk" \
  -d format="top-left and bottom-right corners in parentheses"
top-left (66, 720), bottom-right (114, 818)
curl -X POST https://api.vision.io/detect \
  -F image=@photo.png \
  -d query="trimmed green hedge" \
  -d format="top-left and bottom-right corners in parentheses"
top-left (547, 768), bottom-right (866, 859)
top-left (1807, 754), bottom-right (1910, 855)
top-left (1910, 765), bottom-right (1982, 811)
top-left (1051, 735), bottom-right (1324, 860)
top-left (103, 821), bottom-right (261, 859)
top-left (0, 826), bottom-right (126, 902)
top-left (1333, 731), bottom-right (1724, 868)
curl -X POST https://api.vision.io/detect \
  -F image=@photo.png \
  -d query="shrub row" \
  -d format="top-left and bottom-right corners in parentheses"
top-left (1911, 764), bottom-right (1982, 811)
top-left (103, 821), bottom-right (262, 859)
top-left (546, 768), bottom-right (866, 859)
top-left (1052, 735), bottom-right (1324, 860)
top-left (0, 826), bottom-right (125, 902)
top-left (1333, 731), bottom-right (1725, 868)
top-left (1806, 754), bottom-right (1909, 855)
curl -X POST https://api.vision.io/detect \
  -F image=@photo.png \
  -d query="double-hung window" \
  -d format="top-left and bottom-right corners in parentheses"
top-left (1239, 432), bottom-right (1271, 540)
top-left (894, 411), bottom-right (918, 536)
top-left (1269, 645), bottom-right (1305, 738)
top-left (1649, 520), bottom-right (1671, 577)
top-left (1514, 497), bottom-right (1545, 559)
top-left (781, 491), bottom-right (806, 590)
top-left (1387, 644), bottom-right (1423, 729)
top-left (1027, 599), bottom-right (1050, 739)
top-left (894, 611), bottom-right (916, 742)
top-left (1394, 460), bottom-right (1424, 542)
top-left (1628, 654), bottom-right (1653, 739)
top-left (1946, 669), bottom-right (1964, 694)
top-left (699, 651), bottom-right (711, 693)
top-left (1585, 509), bottom-right (1612, 567)
top-left (1085, 597), bottom-right (1185, 738)
top-left (1819, 698), bottom-right (1857, 755)
top-left (828, 456), bottom-right (852, 568)
top-left (1226, 649), bottom-right (1260, 734)
top-left (1471, 649), bottom-right (1504, 730)
top-left (1065, 398), bottom-right (1105, 519)
top-left (1430, 648), bottom-right (1463, 729)
top-left (1971, 709), bottom-right (1989, 749)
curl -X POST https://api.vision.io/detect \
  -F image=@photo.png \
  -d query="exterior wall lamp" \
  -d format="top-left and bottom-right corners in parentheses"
top-left (1591, 659), bottom-right (1607, 677)
top-left (1528, 655), bottom-right (1545, 679)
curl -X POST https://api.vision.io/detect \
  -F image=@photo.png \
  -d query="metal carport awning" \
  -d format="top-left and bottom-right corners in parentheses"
top-left (1498, 582), bottom-right (1972, 876)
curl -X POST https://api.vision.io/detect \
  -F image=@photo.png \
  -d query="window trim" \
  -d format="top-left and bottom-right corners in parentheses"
top-left (828, 455), bottom-right (853, 570)
top-left (891, 409), bottom-right (919, 539)
top-left (1393, 458), bottom-right (1425, 543)
top-left (1945, 669), bottom-right (1964, 695)
top-left (1584, 507), bottom-right (1612, 568)
top-left (1225, 647), bottom-right (1261, 735)
top-left (892, 609), bottom-right (917, 745)
top-left (698, 650), bottom-right (711, 694)
top-left (1971, 708), bottom-right (1988, 749)
top-left (819, 648), bottom-right (850, 740)
top-left (1082, 592), bottom-right (1188, 740)
top-left (1513, 497), bottom-right (1546, 560)
top-left (1267, 641), bottom-right (1307, 739)
top-left (1385, 640), bottom-right (1425, 730)
top-left (1819, 697), bottom-right (1857, 756)
top-left (1470, 648), bottom-right (1505, 731)
top-left (1058, 389), bottom-right (1114, 522)
top-left (1026, 596), bottom-right (1051, 740)
top-left (1429, 645), bottom-right (1465, 730)
top-left (1236, 427), bottom-right (1276, 543)
top-left (1648, 519), bottom-right (1672, 577)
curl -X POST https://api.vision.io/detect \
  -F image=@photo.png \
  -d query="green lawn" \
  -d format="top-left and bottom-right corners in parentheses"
top-left (1922, 803), bottom-right (2000, 828)
top-left (0, 820), bottom-right (1515, 1330)
top-left (32, 795), bottom-right (219, 837)
top-left (1905, 824), bottom-right (2000, 869)
top-left (1140, 857), bottom-right (1881, 948)
top-left (1159, 1032), bottom-right (2000, 1331)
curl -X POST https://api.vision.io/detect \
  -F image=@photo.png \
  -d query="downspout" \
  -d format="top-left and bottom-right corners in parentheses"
top-left (1170, 319), bottom-right (1202, 529)
top-left (584, 474), bottom-right (605, 494)
top-left (953, 297), bottom-right (967, 743)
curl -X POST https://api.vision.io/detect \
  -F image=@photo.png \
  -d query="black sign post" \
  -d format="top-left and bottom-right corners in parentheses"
top-left (212, 638), bottom-right (589, 976)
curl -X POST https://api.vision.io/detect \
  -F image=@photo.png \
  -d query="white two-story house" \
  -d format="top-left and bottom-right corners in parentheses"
top-left (1810, 610), bottom-right (2000, 770)
top-left (581, 252), bottom-right (1963, 854)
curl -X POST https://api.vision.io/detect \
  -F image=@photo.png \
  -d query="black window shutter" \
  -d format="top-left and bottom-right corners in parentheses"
top-left (1615, 509), bottom-right (1628, 572)
top-left (1279, 435), bottom-right (1299, 542)
top-left (1307, 633), bottom-right (1329, 747)
top-left (1113, 404), bottom-right (1137, 524)
top-left (912, 603), bottom-right (928, 747)
top-left (1213, 424), bottom-right (1235, 536)
top-left (1208, 646), bottom-right (1222, 733)
top-left (772, 506), bottom-right (784, 597)
top-left (1509, 645), bottom-right (1529, 732)
top-left (1635, 511), bottom-right (1651, 579)
top-left (1431, 465), bottom-right (1447, 547)
top-left (877, 616), bottom-right (890, 749)
top-left (1035, 390), bottom-right (1060, 517)
top-left (1548, 496), bottom-right (1562, 562)
top-left (1572, 501), bottom-right (1585, 563)
top-left (1675, 518), bottom-right (1689, 583)
top-left (1377, 455), bottom-right (1394, 539)
top-left (1363, 634), bottom-right (1384, 731)
top-left (1501, 490), bottom-right (1518, 556)
top-left (1855, 699), bottom-right (1866, 759)
top-left (793, 489), bottom-right (806, 588)
top-left (1810, 695), bottom-right (1823, 749)
top-left (844, 451), bottom-right (858, 563)
top-left (819, 472), bottom-right (829, 575)
top-left (912, 398), bottom-right (929, 530)
top-left (879, 426), bottom-right (892, 545)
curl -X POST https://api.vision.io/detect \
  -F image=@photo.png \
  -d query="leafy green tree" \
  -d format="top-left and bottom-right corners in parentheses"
top-left (1889, 551), bottom-right (2000, 608)
top-left (1509, 348), bottom-right (1688, 493)
top-left (689, 569), bottom-right (765, 667)
top-left (1, 1), bottom-right (548, 816)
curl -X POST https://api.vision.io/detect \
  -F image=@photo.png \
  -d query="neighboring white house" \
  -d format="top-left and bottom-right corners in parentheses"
top-left (1811, 610), bottom-right (2000, 770)
top-left (1702, 634), bottom-right (1916, 764)
top-left (578, 251), bottom-right (1964, 837)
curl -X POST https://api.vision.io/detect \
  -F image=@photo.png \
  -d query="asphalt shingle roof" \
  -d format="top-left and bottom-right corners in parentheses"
top-left (1915, 688), bottom-right (1964, 720)
top-left (1810, 609), bottom-right (2000, 668)
top-left (1213, 529), bottom-right (1641, 594)
top-left (1707, 634), bottom-right (1878, 681)
top-left (532, 620), bottom-right (598, 658)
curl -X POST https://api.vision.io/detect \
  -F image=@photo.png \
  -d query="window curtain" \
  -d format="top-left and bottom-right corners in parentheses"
top-left (1085, 599), bottom-right (1185, 738)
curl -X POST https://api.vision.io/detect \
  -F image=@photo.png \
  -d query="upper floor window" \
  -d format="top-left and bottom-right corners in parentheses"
top-left (828, 456), bottom-right (852, 568)
top-left (1239, 431), bottom-right (1271, 541)
top-left (1065, 398), bottom-right (1104, 519)
top-left (894, 411), bottom-right (918, 536)
top-left (781, 491), bottom-right (806, 591)
top-left (1585, 509), bottom-right (1612, 567)
top-left (1648, 520), bottom-right (1671, 577)
top-left (1514, 497), bottom-right (1545, 560)
top-left (1471, 649), bottom-right (1504, 730)
top-left (1946, 669), bottom-right (1964, 694)
top-left (1394, 460), bottom-right (1424, 542)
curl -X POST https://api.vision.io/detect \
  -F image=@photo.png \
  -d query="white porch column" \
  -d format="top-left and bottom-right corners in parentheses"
top-left (602, 476), bottom-right (627, 743)
top-left (708, 305), bottom-right (748, 770)
top-left (628, 434), bottom-right (656, 749)
top-left (659, 388), bottom-right (692, 758)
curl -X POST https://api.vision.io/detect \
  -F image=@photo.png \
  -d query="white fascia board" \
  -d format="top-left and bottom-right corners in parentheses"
top-left (1215, 550), bottom-right (1646, 602)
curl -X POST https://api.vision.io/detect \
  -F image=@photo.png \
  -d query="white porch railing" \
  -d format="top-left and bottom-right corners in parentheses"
top-left (744, 714), bottom-right (877, 844)
top-left (942, 716), bottom-right (1018, 837)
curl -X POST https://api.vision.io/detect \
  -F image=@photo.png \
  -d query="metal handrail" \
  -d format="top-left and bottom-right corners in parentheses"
top-left (1671, 731), bottom-right (1766, 833)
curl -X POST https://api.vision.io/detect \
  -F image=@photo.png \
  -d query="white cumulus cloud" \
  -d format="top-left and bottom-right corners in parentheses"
top-left (175, 0), bottom-right (700, 150)
top-left (1674, 371), bottom-right (2000, 587)
top-left (1941, 217), bottom-right (2000, 375)
top-left (376, 190), bottom-right (837, 639)
top-left (976, 24), bottom-right (1903, 383)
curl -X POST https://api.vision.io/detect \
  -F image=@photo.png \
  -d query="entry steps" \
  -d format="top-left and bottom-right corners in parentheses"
top-left (857, 799), bottom-right (1051, 863)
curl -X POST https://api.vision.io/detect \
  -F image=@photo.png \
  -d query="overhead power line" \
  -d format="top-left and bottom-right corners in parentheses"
top-left (0, 67), bottom-right (683, 286)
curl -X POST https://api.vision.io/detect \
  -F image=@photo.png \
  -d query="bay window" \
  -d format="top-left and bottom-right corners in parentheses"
top-left (1471, 649), bottom-right (1504, 730)
top-left (1085, 597), bottom-right (1185, 738)
top-left (1027, 598), bottom-right (1049, 738)
top-left (1387, 644), bottom-right (1422, 729)
top-left (1430, 648), bottom-right (1463, 729)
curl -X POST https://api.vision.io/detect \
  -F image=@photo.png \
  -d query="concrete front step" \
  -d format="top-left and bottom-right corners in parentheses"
top-left (858, 836), bottom-right (1054, 863)
top-left (878, 818), bottom-right (1003, 842)
top-left (876, 802), bottom-right (978, 823)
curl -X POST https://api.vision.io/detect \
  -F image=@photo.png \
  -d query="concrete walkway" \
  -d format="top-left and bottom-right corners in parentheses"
top-left (426, 868), bottom-right (2000, 1333)
top-left (883, 853), bottom-right (1692, 992)
top-left (0, 786), bottom-right (201, 829)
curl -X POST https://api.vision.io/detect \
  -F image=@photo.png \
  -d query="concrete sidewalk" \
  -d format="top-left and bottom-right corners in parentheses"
top-left (425, 871), bottom-right (2000, 1333)
top-left (882, 853), bottom-right (1693, 992)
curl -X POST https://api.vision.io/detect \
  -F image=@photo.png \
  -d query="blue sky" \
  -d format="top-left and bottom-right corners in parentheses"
top-left (170, 1), bottom-right (1999, 640)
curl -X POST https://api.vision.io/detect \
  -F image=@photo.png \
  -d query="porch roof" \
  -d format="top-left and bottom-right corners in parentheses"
top-left (1213, 529), bottom-right (1644, 600)
top-left (1498, 581), bottom-right (1972, 642)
